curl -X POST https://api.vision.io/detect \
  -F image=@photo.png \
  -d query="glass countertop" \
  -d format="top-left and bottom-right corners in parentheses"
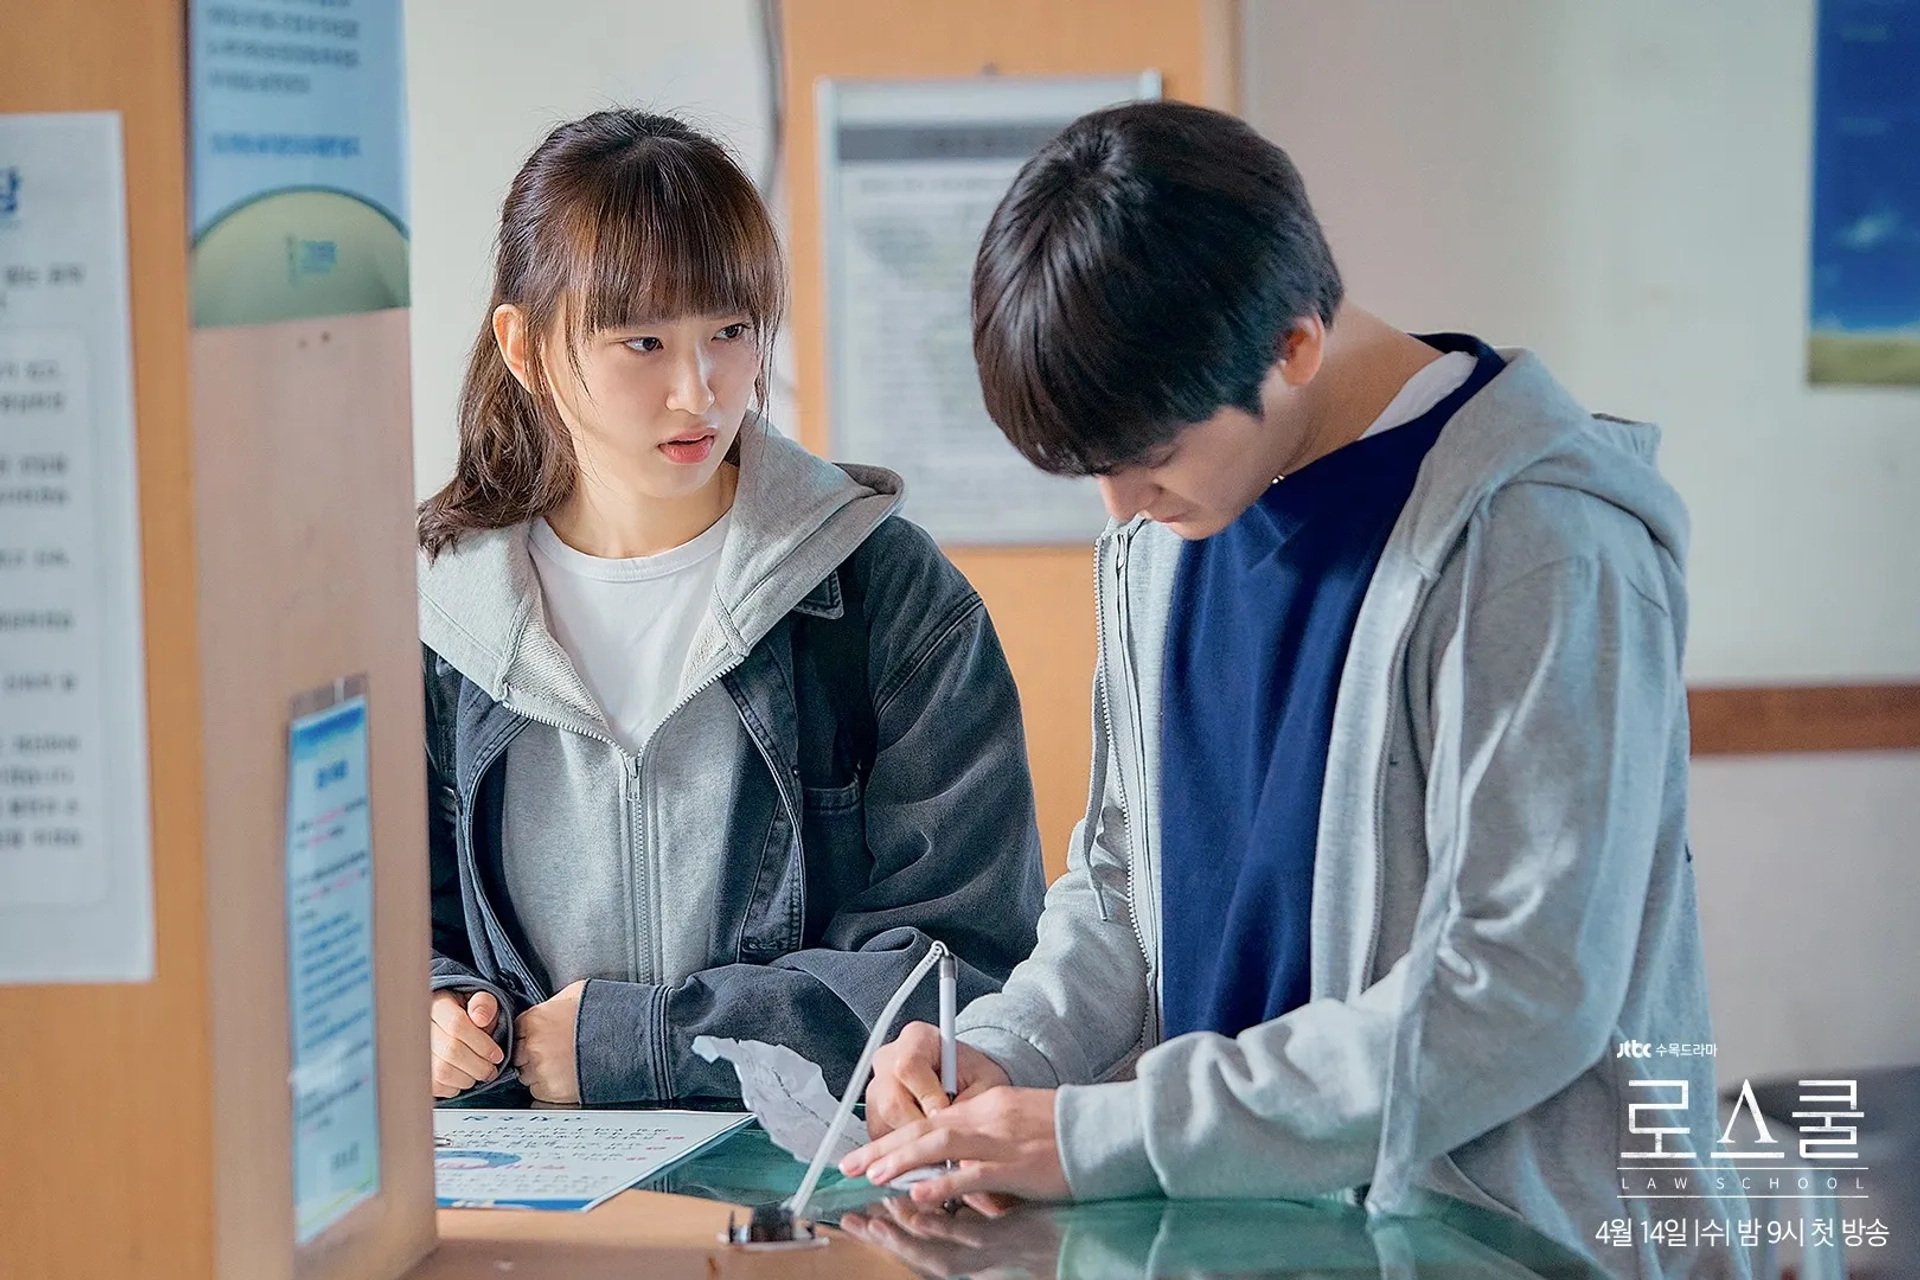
top-left (642, 1122), bottom-right (1609, 1279)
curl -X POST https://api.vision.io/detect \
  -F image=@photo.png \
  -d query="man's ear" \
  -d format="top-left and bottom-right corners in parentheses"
top-left (492, 303), bottom-right (533, 392)
top-left (1276, 315), bottom-right (1327, 388)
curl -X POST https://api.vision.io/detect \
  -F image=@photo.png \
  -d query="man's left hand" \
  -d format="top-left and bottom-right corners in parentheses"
top-left (514, 979), bottom-right (586, 1104)
top-left (839, 1086), bottom-right (1069, 1204)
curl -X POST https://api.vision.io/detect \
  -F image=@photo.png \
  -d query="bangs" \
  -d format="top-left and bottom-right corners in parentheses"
top-left (547, 134), bottom-right (786, 346)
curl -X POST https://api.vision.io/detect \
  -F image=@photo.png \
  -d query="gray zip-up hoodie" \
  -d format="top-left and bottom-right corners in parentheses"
top-left (420, 417), bottom-right (1044, 1103)
top-left (955, 351), bottom-right (1751, 1279)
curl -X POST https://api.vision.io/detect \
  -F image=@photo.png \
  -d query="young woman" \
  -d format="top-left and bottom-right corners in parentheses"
top-left (418, 109), bottom-right (1044, 1106)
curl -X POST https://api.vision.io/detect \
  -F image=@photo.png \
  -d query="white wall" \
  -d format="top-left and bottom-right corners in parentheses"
top-left (1243, 0), bottom-right (1920, 1083)
top-left (403, 0), bottom-right (790, 502)
top-left (1244, 0), bottom-right (1920, 684)
top-left (1688, 752), bottom-right (1920, 1080)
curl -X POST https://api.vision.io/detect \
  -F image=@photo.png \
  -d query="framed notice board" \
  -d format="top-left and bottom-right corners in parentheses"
top-left (817, 72), bottom-right (1159, 545)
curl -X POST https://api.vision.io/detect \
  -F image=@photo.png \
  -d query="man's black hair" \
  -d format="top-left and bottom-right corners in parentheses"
top-left (972, 100), bottom-right (1343, 476)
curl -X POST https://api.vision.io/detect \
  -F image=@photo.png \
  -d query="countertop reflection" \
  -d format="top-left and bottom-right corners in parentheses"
top-left (644, 1122), bottom-right (1607, 1279)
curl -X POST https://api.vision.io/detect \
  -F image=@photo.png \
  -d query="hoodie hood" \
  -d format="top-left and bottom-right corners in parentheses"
top-left (1396, 348), bottom-right (1689, 582)
top-left (1103, 347), bottom-right (1689, 597)
top-left (417, 415), bottom-right (902, 735)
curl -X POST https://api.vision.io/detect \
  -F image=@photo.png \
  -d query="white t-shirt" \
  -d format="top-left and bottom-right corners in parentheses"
top-left (529, 512), bottom-right (731, 753)
top-left (1358, 349), bottom-right (1477, 440)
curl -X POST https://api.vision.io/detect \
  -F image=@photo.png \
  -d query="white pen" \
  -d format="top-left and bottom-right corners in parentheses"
top-left (936, 946), bottom-right (961, 1213)
top-left (937, 947), bottom-right (959, 1103)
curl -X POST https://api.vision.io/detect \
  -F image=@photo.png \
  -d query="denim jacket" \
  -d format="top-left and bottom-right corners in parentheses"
top-left (420, 418), bottom-right (1045, 1103)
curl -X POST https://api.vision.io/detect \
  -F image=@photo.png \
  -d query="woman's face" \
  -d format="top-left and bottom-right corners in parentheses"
top-left (501, 304), bottom-right (762, 503)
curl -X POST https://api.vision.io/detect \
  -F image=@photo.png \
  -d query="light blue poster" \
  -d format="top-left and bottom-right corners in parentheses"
top-left (1809, 0), bottom-right (1920, 385)
top-left (285, 687), bottom-right (381, 1244)
top-left (188, 0), bottom-right (408, 326)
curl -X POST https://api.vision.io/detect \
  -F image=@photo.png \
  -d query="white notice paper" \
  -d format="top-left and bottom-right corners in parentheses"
top-left (0, 112), bottom-right (154, 983)
top-left (434, 1110), bottom-right (752, 1211)
top-left (820, 76), bottom-right (1158, 544)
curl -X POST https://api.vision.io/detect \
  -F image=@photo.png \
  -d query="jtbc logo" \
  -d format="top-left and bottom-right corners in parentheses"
top-left (1616, 1039), bottom-right (1654, 1059)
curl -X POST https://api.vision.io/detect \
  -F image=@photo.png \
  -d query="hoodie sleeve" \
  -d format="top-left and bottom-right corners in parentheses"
top-left (572, 556), bottom-right (1048, 1104)
top-left (952, 658), bottom-right (1161, 1093)
top-left (1054, 538), bottom-right (1683, 1201)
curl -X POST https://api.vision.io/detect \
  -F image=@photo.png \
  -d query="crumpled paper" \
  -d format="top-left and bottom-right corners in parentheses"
top-left (693, 1034), bottom-right (869, 1164)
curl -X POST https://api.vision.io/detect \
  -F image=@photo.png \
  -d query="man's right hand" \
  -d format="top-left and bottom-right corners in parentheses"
top-left (431, 989), bottom-right (504, 1099)
top-left (864, 1020), bottom-right (1011, 1138)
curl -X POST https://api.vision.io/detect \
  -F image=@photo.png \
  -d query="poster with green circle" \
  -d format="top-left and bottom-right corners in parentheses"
top-left (188, 1), bottom-right (408, 327)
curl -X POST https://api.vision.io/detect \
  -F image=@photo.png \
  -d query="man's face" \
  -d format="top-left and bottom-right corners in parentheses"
top-left (1094, 362), bottom-right (1306, 541)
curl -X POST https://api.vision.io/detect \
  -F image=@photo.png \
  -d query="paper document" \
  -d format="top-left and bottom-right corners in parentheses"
top-left (434, 1109), bottom-right (751, 1211)
top-left (0, 111), bottom-right (155, 984)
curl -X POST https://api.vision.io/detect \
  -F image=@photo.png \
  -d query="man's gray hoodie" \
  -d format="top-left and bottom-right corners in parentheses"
top-left (420, 418), bottom-right (1044, 1103)
top-left (955, 351), bottom-right (1752, 1279)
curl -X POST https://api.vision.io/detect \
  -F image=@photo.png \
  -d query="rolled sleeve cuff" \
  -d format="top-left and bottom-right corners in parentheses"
top-left (1056, 1080), bottom-right (1161, 1201)
top-left (430, 972), bottom-right (516, 1062)
top-left (956, 1025), bottom-right (1062, 1090)
top-left (575, 979), bottom-right (670, 1105)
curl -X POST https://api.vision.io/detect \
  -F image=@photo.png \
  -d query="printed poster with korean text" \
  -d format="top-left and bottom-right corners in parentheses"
top-left (188, 0), bottom-right (408, 326)
top-left (0, 111), bottom-right (154, 984)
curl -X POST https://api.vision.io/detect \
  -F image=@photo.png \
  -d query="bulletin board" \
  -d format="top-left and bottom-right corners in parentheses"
top-left (781, 0), bottom-right (1240, 879)
top-left (1, 6), bottom-right (213, 1276)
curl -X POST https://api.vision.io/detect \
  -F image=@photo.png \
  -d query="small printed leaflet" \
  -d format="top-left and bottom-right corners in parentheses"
top-left (285, 688), bottom-right (380, 1242)
top-left (188, 0), bottom-right (409, 324)
top-left (434, 1110), bottom-right (751, 1211)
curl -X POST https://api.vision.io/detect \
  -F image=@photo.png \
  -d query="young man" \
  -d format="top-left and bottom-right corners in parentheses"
top-left (842, 102), bottom-right (1747, 1279)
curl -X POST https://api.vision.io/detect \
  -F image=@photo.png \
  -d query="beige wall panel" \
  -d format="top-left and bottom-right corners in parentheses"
top-left (192, 310), bottom-right (435, 1280)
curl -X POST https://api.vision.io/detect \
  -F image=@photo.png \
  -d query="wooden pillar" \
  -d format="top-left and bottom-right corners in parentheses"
top-left (1, 3), bottom-right (435, 1277)
top-left (781, 0), bottom-right (1240, 881)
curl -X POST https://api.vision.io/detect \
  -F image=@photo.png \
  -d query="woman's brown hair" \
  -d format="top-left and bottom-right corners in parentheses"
top-left (418, 109), bottom-right (786, 556)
